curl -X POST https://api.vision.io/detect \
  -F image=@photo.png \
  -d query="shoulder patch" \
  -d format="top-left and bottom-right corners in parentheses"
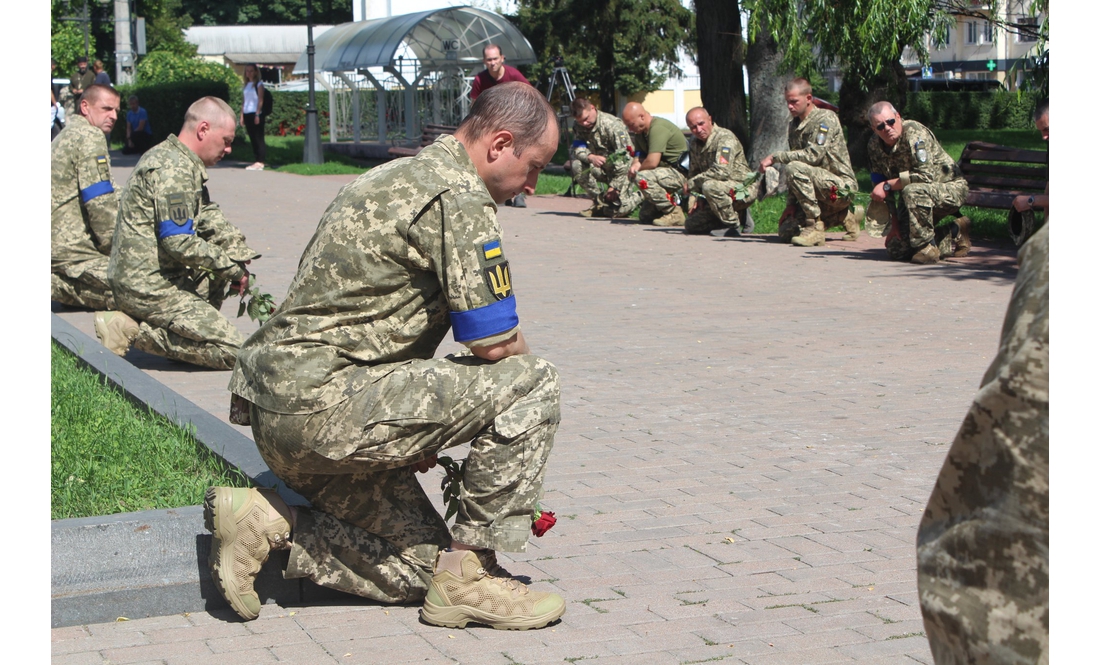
top-left (816, 124), bottom-right (829, 146)
top-left (166, 192), bottom-right (189, 225)
top-left (914, 140), bottom-right (928, 163)
top-left (719, 146), bottom-right (731, 165)
top-left (482, 239), bottom-right (503, 260)
top-left (484, 261), bottom-right (512, 300)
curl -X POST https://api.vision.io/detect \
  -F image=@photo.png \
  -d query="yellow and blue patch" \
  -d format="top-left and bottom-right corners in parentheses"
top-left (482, 239), bottom-right (502, 260)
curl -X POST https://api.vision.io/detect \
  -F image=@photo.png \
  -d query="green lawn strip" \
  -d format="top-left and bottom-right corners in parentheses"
top-left (51, 342), bottom-right (251, 520)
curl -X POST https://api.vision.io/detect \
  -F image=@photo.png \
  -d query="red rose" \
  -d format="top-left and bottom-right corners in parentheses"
top-left (829, 185), bottom-right (838, 202)
top-left (532, 510), bottom-right (556, 537)
top-left (638, 179), bottom-right (648, 190)
top-left (626, 146), bottom-right (635, 156)
top-left (667, 193), bottom-right (675, 205)
top-left (729, 188), bottom-right (737, 201)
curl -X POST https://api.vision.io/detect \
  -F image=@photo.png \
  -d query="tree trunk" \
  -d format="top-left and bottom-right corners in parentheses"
top-left (695, 0), bottom-right (748, 146)
top-left (745, 19), bottom-right (790, 165)
top-left (839, 60), bottom-right (908, 169)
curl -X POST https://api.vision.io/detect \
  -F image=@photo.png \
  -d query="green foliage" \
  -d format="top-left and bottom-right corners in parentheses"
top-left (905, 91), bottom-right (1043, 130)
top-left (183, 0), bottom-right (353, 25)
top-left (512, 0), bottom-right (694, 110)
top-left (52, 343), bottom-right (251, 520)
top-left (136, 51), bottom-right (242, 91)
top-left (141, 0), bottom-right (198, 57)
top-left (247, 90), bottom-right (332, 137)
top-left (51, 14), bottom-right (93, 75)
top-left (110, 80), bottom-right (232, 145)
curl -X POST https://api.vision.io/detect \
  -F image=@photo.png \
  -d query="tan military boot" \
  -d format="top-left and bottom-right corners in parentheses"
top-left (578, 199), bottom-right (601, 218)
top-left (911, 243), bottom-right (941, 265)
top-left (205, 487), bottom-right (292, 621)
top-left (791, 220), bottom-right (826, 246)
top-left (652, 206), bottom-right (686, 227)
top-left (841, 205), bottom-right (864, 241)
top-left (953, 216), bottom-right (972, 257)
top-left (93, 311), bottom-right (139, 356)
top-left (421, 550), bottom-right (565, 630)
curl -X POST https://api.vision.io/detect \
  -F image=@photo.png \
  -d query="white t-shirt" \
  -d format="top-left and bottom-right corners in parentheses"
top-left (243, 81), bottom-right (262, 114)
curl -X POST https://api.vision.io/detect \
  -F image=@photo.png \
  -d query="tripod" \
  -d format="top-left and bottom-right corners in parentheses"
top-left (545, 58), bottom-right (578, 195)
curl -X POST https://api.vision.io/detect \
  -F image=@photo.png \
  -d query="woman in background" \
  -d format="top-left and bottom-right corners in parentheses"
top-left (241, 64), bottom-right (267, 171)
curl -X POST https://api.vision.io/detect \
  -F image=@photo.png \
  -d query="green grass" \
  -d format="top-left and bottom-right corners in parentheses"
top-left (534, 128), bottom-right (1047, 240)
top-left (231, 135), bottom-right (375, 175)
top-left (51, 343), bottom-right (252, 520)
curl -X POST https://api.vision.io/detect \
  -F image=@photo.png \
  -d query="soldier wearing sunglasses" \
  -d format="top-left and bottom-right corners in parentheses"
top-left (867, 102), bottom-right (970, 264)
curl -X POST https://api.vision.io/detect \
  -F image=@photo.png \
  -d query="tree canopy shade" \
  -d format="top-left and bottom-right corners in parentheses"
top-left (183, 0), bottom-right (352, 26)
top-left (512, 0), bottom-right (694, 112)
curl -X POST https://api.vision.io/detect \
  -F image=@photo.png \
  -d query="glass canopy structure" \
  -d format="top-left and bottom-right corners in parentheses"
top-left (292, 6), bottom-right (536, 146)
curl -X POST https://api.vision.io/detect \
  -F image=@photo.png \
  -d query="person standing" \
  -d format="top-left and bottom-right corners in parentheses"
top-left (470, 45), bottom-right (532, 207)
top-left (70, 56), bottom-right (95, 101)
top-left (51, 84), bottom-right (121, 310)
top-left (92, 60), bottom-right (112, 87)
top-left (241, 64), bottom-right (267, 171)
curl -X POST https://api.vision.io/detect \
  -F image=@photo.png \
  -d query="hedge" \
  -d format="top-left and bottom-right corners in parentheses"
top-left (110, 80), bottom-right (231, 146)
top-left (904, 91), bottom-right (1042, 130)
top-left (235, 90), bottom-right (332, 138)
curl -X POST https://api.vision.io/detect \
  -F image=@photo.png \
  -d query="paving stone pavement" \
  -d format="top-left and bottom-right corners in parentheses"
top-left (53, 157), bottom-right (1021, 664)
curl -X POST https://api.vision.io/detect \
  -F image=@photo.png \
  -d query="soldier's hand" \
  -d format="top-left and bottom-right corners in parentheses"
top-left (628, 161), bottom-right (641, 178)
top-left (589, 154), bottom-right (606, 168)
top-left (413, 455), bottom-right (438, 474)
top-left (871, 182), bottom-right (887, 203)
top-left (1012, 194), bottom-right (1032, 213)
top-left (759, 155), bottom-right (774, 173)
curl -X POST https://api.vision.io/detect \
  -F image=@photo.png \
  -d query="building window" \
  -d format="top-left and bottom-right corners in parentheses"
top-left (966, 21), bottom-right (979, 44)
top-left (1016, 17), bottom-right (1039, 43)
top-left (934, 27), bottom-right (951, 50)
top-left (983, 21), bottom-right (995, 43)
top-left (966, 20), bottom-right (995, 44)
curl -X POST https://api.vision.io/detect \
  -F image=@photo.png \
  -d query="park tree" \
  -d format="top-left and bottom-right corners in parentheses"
top-left (51, 0), bottom-right (112, 75)
top-left (512, 0), bottom-right (694, 113)
top-left (181, 0), bottom-right (352, 25)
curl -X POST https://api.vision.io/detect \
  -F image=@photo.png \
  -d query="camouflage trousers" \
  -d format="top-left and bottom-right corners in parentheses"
top-left (620, 167), bottom-right (686, 215)
top-left (876, 181), bottom-right (969, 261)
top-left (784, 161), bottom-right (854, 220)
top-left (249, 353), bottom-right (560, 604)
top-left (684, 178), bottom-right (757, 234)
top-left (917, 225), bottom-right (1048, 663)
top-left (570, 156), bottom-right (631, 202)
top-left (122, 276), bottom-right (243, 370)
top-left (51, 258), bottom-right (115, 310)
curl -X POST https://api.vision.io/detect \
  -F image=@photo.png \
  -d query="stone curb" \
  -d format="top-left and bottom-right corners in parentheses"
top-left (50, 315), bottom-right (338, 628)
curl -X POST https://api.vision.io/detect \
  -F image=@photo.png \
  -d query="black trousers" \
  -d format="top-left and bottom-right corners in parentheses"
top-left (243, 113), bottom-right (267, 163)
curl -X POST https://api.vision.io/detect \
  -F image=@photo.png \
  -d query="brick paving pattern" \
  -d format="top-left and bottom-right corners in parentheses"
top-left (53, 160), bottom-right (1020, 664)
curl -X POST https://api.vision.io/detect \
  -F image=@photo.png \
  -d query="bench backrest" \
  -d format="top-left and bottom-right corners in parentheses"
top-left (959, 140), bottom-right (1048, 209)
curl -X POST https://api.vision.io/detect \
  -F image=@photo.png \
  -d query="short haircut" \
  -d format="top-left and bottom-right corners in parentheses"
top-left (457, 82), bottom-right (556, 156)
top-left (867, 101), bottom-right (898, 122)
top-left (685, 106), bottom-right (709, 122)
top-left (183, 96), bottom-right (236, 131)
top-left (128, 94), bottom-right (140, 104)
top-left (79, 84), bottom-right (120, 109)
top-left (571, 97), bottom-right (594, 118)
top-left (1033, 98), bottom-right (1049, 122)
top-left (483, 44), bottom-right (502, 58)
top-left (94, 59), bottom-right (105, 70)
top-left (784, 78), bottom-right (812, 96)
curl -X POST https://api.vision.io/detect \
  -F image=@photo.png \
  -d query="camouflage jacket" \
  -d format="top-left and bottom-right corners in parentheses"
top-left (773, 106), bottom-right (856, 188)
top-left (51, 114), bottom-right (118, 275)
top-left (570, 111), bottom-right (632, 164)
top-left (687, 124), bottom-right (751, 192)
top-left (109, 134), bottom-right (257, 324)
top-left (229, 135), bottom-right (521, 414)
top-left (868, 119), bottom-right (966, 188)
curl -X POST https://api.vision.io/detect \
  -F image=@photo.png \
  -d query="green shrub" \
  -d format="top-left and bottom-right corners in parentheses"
top-left (905, 91), bottom-right (1041, 130)
top-left (136, 51), bottom-right (241, 92)
top-left (111, 80), bottom-right (232, 146)
top-left (236, 90), bottom-right (332, 137)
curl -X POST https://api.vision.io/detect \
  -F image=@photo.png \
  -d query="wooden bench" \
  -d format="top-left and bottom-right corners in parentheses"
top-left (958, 141), bottom-right (1048, 209)
top-left (387, 124), bottom-right (458, 158)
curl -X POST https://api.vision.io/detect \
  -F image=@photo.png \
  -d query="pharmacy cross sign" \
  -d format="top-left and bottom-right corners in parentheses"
top-left (986, 59), bottom-right (997, 71)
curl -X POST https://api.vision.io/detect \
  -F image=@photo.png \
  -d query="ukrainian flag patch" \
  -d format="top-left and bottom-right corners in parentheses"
top-left (482, 240), bottom-right (502, 260)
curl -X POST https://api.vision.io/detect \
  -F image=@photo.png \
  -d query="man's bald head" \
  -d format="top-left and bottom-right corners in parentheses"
top-left (621, 102), bottom-right (651, 134)
top-left (685, 107), bottom-right (715, 142)
top-left (183, 96), bottom-right (237, 133)
top-left (179, 96), bottom-right (238, 166)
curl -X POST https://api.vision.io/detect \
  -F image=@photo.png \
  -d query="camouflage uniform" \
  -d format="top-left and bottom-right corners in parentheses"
top-left (917, 223), bottom-right (1048, 663)
top-left (683, 124), bottom-right (755, 235)
top-left (51, 114), bottom-right (118, 310)
top-left (771, 107), bottom-right (857, 240)
top-left (868, 119), bottom-right (969, 261)
top-left (228, 135), bottom-right (561, 604)
top-left (570, 110), bottom-right (634, 210)
top-left (109, 135), bottom-right (258, 370)
top-left (619, 116), bottom-right (688, 217)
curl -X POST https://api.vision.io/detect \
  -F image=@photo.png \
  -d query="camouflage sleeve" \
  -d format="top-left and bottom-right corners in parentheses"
top-left (570, 135), bottom-right (591, 164)
top-left (74, 136), bottom-right (118, 254)
top-left (692, 134), bottom-right (745, 189)
top-left (906, 127), bottom-right (946, 185)
top-left (152, 173), bottom-right (245, 281)
top-left (774, 113), bottom-right (839, 167)
top-left (867, 138), bottom-right (891, 185)
top-left (432, 192), bottom-right (519, 346)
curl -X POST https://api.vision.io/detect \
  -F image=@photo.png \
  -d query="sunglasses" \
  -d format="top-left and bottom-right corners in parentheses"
top-left (875, 118), bottom-right (897, 132)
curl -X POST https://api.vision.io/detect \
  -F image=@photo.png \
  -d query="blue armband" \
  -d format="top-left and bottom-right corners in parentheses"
top-left (449, 297), bottom-right (519, 344)
top-left (870, 172), bottom-right (886, 185)
top-left (571, 140), bottom-right (587, 149)
top-left (80, 180), bottom-right (114, 203)
top-left (157, 218), bottom-right (195, 239)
